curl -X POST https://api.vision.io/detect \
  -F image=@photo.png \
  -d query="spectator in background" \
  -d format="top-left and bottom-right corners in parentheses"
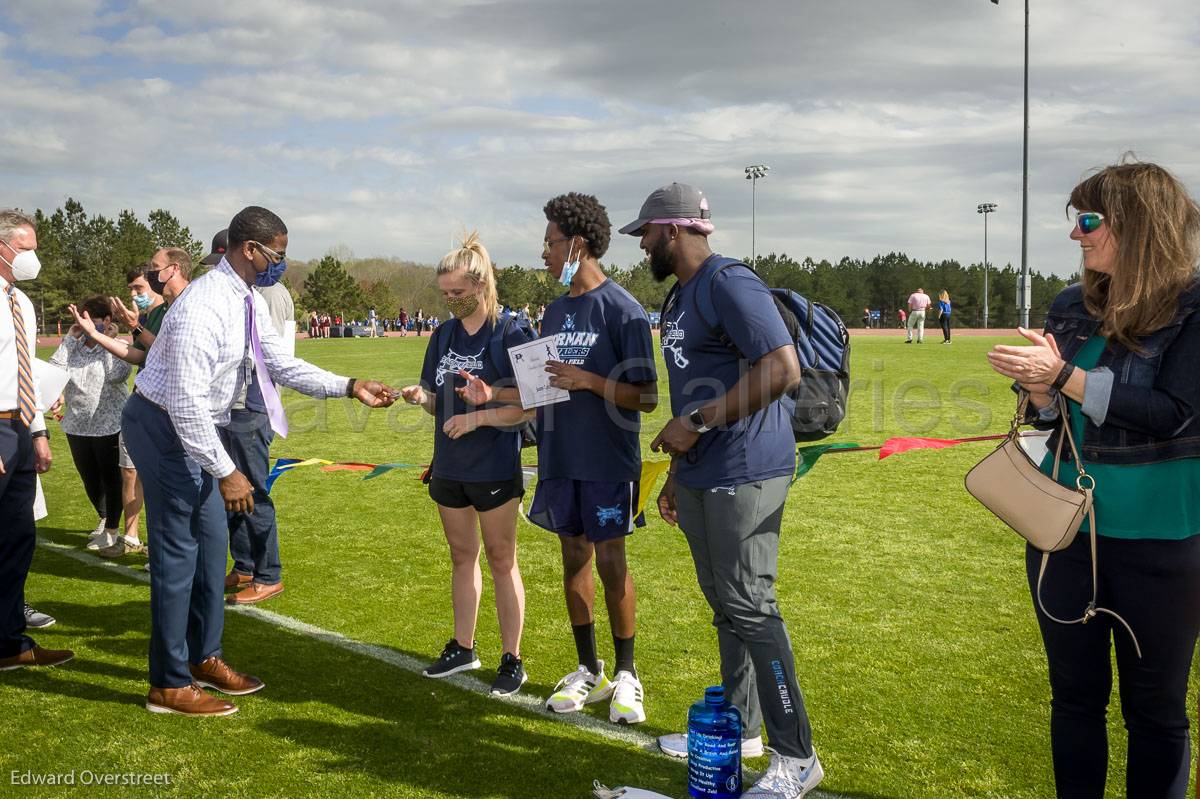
top-left (862, 307), bottom-right (870, 329)
top-left (72, 253), bottom-right (191, 558)
top-left (308, 311), bottom-right (319, 338)
top-left (415, 308), bottom-right (425, 336)
top-left (938, 290), bottom-right (952, 344)
top-left (215, 227), bottom-right (295, 606)
top-left (368, 307), bottom-right (378, 338)
top-left (897, 307), bottom-right (907, 329)
top-left (906, 288), bottom-right (931, 343)
top-left (399, 308), bottom-right (409, 336)
top-left (51, 296), bottom-right (132, 552)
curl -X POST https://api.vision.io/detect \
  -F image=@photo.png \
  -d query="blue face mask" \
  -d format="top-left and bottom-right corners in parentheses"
top-left (132, 292), bottom-right (152, 310)
top-left (558, 243), bottom-right (580, 287)
top-left (255, 259), bottom-right (287, 288)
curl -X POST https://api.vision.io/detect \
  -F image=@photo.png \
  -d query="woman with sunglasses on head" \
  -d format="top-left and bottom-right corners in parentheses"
top-left (400, 233), bottom-right (534, 696)
top-left (986, 159), bottom-right (1200, 799)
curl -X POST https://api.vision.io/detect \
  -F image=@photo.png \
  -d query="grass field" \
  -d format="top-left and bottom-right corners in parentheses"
top-left (6, 332), bottom-right (1196, 798)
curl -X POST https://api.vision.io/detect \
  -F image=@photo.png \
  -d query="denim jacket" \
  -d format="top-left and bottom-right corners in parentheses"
top-left (1022, 277), bottom-right (1200, 466)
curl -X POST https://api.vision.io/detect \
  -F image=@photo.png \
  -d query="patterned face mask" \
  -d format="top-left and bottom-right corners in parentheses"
top-left (445, 294), bottom-right (480, 319)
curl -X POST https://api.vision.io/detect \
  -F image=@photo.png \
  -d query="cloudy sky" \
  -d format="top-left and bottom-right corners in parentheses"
top-left (1, 0), bottom-right (1198, 279)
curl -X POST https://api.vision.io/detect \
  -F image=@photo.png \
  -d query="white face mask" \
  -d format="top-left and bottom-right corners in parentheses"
top-left (0, 241), bottom-right (42, 281)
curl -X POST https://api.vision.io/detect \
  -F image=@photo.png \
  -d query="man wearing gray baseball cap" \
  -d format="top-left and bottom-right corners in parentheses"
top-left (626, 184), bottom-right (824, 798)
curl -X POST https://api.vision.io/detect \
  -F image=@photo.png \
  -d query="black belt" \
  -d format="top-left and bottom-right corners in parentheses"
top-left (132, 388), bottom-right (169, 413)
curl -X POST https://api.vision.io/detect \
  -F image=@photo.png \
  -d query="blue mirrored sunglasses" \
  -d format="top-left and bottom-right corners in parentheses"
top-left (1075, 211), bottom-right (1105, 235)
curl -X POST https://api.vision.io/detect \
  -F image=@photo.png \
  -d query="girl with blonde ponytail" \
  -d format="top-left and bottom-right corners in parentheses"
top-left (400, 231), bottom-right (535, 696)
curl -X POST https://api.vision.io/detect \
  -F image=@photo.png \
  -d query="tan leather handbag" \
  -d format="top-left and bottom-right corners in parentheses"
top-left (965, 393), bottom-right (1141, 656)
top-left (965, 394), bottom-right (1092, 552)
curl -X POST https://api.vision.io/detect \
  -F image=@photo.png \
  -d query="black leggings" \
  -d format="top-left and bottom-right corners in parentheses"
top-left (940, 314), bottom-right (951, 341)
top-left (1027, 534), bottom-right (1200, 798)
top-left (66, 433), bottom-right (122, 529)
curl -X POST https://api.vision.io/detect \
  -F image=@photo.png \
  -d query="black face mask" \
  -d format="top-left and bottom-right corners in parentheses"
top-left (147, 267), bottom-right (169, 295)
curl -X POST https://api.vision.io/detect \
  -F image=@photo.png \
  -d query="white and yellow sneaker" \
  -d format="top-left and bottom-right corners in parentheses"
top-left (546, 661), bottom-right (612, 713)
top-left (607, 670), bottom-right (646, 724)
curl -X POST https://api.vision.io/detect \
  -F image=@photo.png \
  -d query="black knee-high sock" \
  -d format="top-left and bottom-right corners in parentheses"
top-left (613, 634), bottom-right (636, 677)
top-left (572, 623), bottom-right (600, 675)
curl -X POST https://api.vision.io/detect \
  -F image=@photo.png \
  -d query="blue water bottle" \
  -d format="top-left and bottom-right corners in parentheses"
top-left (687, 685), bottom-right (742, 798)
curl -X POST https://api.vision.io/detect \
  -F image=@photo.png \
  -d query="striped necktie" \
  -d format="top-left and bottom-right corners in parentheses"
top-left (7, 285), bottom-right (36, 427)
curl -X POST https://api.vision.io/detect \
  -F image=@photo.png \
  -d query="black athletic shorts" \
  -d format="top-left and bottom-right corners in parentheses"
top-left (428, 474), bottom-right (524, 512)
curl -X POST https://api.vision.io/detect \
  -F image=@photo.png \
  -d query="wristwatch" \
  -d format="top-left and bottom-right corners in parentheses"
top-left (131, 326), bottom-right (145, 338)
top-left (687, 408), bottom-right (713, 434)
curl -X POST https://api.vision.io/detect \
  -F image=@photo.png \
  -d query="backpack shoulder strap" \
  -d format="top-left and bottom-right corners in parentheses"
top-left (694, 256), bottom-right (757, 353)
top-left (430, 316), bottom-right (454, 353)
top-left (488, 312), bottom-right (514, 370)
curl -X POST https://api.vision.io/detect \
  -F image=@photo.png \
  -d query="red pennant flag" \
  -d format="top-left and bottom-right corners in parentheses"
top-left (878, 434), bottom-right (1005, 460)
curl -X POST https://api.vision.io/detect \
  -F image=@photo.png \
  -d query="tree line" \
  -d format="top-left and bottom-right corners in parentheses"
top-left (21, 199), bottom-right (1072, 331)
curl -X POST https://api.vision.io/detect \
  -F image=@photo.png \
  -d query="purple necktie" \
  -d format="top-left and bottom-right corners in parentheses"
top-left (246, 294), bottom-right (288, 437)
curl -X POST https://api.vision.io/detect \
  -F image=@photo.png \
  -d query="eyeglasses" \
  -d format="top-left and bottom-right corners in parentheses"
top-left (1075, 211), bottom-right (1105, 235)
top-left (252, 241), bottom-right (286, 264)
top-left (542, 237), bottom-right (571, 253)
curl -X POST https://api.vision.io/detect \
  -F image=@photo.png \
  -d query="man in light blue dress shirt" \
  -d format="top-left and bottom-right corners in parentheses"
top-left (123, 205), bottom-right (395, 716)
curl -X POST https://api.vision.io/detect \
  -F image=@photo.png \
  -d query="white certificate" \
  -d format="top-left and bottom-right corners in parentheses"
top-left (507, 337), bottom-right (570, 410)
top-left (32, 358), bottom-right (70, 412)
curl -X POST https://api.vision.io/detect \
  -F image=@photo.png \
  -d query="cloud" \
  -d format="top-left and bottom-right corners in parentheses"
top-left (0, 0), bottom-right (1196, 283)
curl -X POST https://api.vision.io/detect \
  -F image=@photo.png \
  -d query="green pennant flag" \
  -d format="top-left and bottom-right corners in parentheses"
top-left (362, 462), bottom-right (419, 481)
top-left (793, 443), bottom-right (862, 482)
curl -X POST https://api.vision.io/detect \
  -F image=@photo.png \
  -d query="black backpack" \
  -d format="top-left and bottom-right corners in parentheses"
top-left (661, 257), bottom-right (851, 441)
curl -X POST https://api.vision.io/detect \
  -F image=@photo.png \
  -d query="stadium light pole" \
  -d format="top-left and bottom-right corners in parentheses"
top-left (977, 203), bottom-right (997, 328)
top-left (989, 0), bottom-right (1031, 327)
top-left (745, 164), bottom-right (770, 264)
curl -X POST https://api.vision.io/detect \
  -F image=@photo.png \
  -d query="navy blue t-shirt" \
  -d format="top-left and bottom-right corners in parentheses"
top-left (661, 255), bottom-right (796, 489)
top-left (538, 280), bottom-right (657, 483)
top-left (420, 317), bottom-right (527, 482)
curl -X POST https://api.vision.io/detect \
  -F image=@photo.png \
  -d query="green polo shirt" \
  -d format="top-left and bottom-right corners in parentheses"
top-left (131, 302), bottom-right (168, 354)
top-left (1041, 334), bottom-right (1200, 539)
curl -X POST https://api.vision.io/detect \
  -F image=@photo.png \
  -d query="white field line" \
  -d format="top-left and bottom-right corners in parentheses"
top-left (36, 536), bottom-right (847, 798)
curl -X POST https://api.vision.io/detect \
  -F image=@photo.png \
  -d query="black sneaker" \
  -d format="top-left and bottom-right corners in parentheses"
top-left (422, 639), bottom-right (481, 678)
top-left (490, 652), bottom-right (527, 696)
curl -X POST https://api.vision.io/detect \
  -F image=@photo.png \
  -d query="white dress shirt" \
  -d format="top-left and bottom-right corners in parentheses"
top-left (0, 274), bottom-right (46, 434)
top-left (135, 258), bottom-right (349, 478)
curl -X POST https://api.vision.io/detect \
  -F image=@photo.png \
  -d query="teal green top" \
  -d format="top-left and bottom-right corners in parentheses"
top-left (1040, 334), bottom-right (1200, 539)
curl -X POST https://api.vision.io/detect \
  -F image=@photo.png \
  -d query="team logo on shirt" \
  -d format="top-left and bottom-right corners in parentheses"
top-left (435, 348), bottom-right (485, 386)
top-left (595, 505), bottom-right (624, 527)
top-left (660, 312), bottom-right (689, 368)
top-left (552, 315), bottom-right (599, 364)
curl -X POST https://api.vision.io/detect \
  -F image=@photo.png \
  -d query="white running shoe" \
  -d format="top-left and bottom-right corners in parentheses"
top-left (546, 661), bottom-right (611, 713)
top-left (87, 528), bottom-right (119, 551)
top-left (743, 750), bottom-right (824, 798)
top-left (658, 733), bottom-right (764, 759)
top-left (607, 670), bottom-right (646, 724)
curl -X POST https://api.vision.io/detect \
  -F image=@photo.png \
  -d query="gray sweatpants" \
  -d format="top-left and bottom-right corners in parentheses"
top-left (674, 475), bottom-right (815, 759)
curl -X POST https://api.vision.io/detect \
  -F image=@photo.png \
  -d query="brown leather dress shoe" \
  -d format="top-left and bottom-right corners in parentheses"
top-left (0, 646), bottom-right (75, 671)
top-left (227, 581), bottom-right (284, 605)
top-left (224, 570), bottom-right (252, 591)
top-left (188, 656), bottom-right (264, 695)
top-left (146, 683), bottom-right (237, 716)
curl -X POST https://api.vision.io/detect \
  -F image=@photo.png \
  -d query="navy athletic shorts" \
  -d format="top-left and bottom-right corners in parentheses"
top-left (529, 478), bottom-right (644, 543)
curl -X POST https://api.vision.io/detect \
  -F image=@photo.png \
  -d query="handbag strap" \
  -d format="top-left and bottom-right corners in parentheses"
top-left (1033, 501), bottom-right (1142, 659)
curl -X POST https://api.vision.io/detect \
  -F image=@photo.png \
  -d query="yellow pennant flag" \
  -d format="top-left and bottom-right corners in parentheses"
top-left (636, 460), bottom-right (671, 519)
